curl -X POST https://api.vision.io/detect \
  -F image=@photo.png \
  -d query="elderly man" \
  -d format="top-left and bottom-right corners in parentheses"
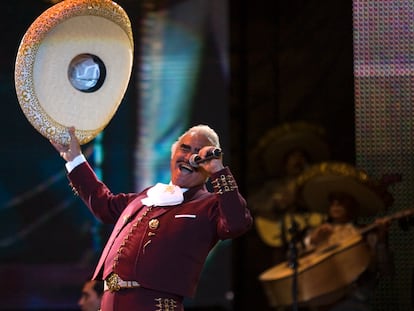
top-left (51, 124), bottom-right (252, 311)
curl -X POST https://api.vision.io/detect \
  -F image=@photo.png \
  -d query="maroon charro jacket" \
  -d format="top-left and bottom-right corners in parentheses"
top-left (68, 161), bottom-right (252, 298)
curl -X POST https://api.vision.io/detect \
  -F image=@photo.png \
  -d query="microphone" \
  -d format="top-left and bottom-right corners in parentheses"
top-left (189, 148), bottom-right (222, 168)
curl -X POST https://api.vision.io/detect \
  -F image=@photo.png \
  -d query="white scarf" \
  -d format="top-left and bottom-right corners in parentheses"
top-left (141, 183), bottom-right (187, 207)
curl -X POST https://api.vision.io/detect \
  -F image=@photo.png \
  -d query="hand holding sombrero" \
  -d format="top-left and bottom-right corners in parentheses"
top-left (15, 0), bottom-right (134, 145)
top-left (293, 161), bottom-right (394, 217)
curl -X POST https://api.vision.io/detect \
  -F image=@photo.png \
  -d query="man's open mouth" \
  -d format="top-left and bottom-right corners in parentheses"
top-left (179, 162), bottom-right (194, 173)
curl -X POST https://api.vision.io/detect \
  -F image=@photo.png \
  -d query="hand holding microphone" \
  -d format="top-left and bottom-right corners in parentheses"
top-left (189, 148), bottom-right (222, 168)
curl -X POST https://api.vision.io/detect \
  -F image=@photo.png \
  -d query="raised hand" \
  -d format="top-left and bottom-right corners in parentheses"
top-left (50, 127), bottom-right (82, 162)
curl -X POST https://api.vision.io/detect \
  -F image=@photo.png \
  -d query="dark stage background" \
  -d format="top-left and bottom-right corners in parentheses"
top-left (1, 0), bottom-right (412, 311)
top-left (231, 1), bottom-right (356, 310)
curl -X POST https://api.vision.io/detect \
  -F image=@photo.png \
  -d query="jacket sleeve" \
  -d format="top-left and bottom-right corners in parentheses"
top-left (67, 161), bottom-right (137, 224)
top-left (210, 167), bottom-right (253, 239)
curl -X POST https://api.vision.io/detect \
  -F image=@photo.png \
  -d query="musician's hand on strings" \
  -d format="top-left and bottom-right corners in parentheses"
top-left (374, 217), bottom-right (391, 243)
top-left (309, 223), bottom-right (333, 246)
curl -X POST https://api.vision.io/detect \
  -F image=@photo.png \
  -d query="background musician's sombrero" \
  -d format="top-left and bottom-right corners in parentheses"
top-left (253, 121), bottom-right (330, 177)
top-left (15, 0), bottom-right (134, 145)
top-left (294, 162), bottom-right (393, 217)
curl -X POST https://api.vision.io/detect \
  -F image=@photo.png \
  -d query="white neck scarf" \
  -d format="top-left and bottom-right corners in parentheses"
top-left (141, 183), bottom-right (187, 207)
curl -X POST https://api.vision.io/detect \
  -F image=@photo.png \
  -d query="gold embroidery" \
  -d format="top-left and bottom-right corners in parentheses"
top-left (69, 182), bottom-right (79, 196)
top-left (123, 214), bottom-right (130, 223)
top-left (112, 206), bottom-right (153, 271)
top-left (164, 185), bottom-right (176, 194)
top-left (149, 219), bottom-right (159, 230)
top-left (211, 174), bottom-right (238, 194)
top-left (154, 298), bottom-right (177, 311)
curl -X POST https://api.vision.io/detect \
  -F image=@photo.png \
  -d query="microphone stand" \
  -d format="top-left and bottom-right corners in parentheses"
top-left (287, 214), bottom-right (300, 311)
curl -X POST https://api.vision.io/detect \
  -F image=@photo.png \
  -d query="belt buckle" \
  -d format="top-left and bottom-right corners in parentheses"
top-left (107, 273), bottom-right (121, 292)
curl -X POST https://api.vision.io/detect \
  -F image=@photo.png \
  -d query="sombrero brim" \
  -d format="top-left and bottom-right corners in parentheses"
top-left (302, 175), bottom-right (385, 216)
top-left (15, 0), bottom-right (134, 145)
top-left (297, 162), bottom-right (389, 217)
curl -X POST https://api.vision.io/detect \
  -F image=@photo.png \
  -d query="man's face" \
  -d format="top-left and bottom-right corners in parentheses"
top-left (78, 281), bottom-right (101, 311)
top-left (170, 132), bottom-right (211, 188)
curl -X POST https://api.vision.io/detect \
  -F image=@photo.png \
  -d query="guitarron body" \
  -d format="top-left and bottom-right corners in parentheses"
top-left (259, 233), bottom-right (371, 307)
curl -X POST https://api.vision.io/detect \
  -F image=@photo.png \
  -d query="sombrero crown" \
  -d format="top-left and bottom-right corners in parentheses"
top-left (254, 121), bottom-right (330, 177)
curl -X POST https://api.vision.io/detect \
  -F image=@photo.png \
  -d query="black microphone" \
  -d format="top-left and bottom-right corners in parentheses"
top-left (189, 148), bottom-right (222, 168)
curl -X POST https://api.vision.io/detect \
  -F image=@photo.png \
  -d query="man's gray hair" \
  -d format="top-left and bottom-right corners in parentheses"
top-left (171, 124), bottom-right (221, 156)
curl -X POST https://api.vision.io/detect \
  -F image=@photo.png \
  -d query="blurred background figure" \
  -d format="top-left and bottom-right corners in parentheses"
top-left (249, 121), bottom-right (331, 265)
top-left (78, 279), bottom-right (103, 311)
top-left (294, 162), bottom-right (395, 311)
top-left (248, 121), bottom-right (332, 311)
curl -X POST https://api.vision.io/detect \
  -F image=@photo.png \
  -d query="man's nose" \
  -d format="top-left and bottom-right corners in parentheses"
top-left (184, 151), bottom-right (197, 160)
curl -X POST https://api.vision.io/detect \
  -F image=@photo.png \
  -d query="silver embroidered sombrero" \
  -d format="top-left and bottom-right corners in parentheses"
top-left (15, 0), bottom-right (134, 145)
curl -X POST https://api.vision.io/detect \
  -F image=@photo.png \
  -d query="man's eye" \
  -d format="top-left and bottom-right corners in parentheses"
top-left (180, 147), bottom-right (190, 153)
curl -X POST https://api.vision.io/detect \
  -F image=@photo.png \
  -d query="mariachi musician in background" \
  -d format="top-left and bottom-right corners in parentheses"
top-left (258, 162), bottom-right (400, 311)
top-left (298, 162), bottom-right (396, 311)
top-left (249, 121), bottom-right (331, 267)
